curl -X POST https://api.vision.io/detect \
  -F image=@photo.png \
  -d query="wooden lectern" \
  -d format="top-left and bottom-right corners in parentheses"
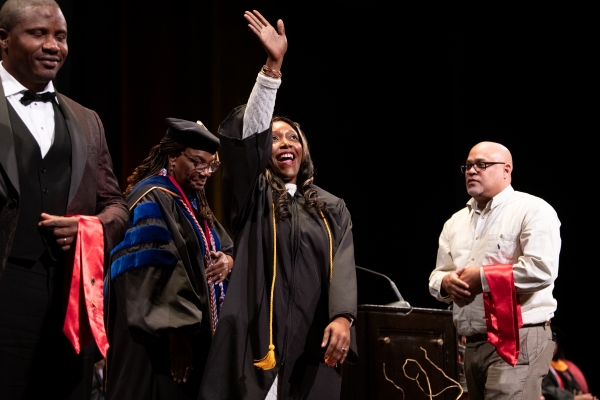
top-left (341, 305), bottom-right (461, 400)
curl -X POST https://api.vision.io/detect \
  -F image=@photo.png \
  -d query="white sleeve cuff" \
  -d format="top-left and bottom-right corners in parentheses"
top-left (480, 267), bottom-right (490, 292)
top-left (256, 73), bottom-right (282, 89)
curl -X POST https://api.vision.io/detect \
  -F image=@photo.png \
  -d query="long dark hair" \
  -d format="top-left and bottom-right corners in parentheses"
top-left (266, 116), bottom-right (325, 220)
top-left (124, 135), bottom-right (217, 226)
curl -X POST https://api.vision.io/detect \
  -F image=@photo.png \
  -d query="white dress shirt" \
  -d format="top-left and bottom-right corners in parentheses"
top-left (429, 185), bottom-right (561, 336)
top-left (0, 62), bottom-right (58, 158)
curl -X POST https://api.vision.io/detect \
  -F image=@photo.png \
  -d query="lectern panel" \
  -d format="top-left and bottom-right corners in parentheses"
top-left (341, 306), bottom-right (462, 400)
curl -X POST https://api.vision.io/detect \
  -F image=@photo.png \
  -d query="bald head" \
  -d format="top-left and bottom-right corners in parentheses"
top-left (464, 141), bottom-right (513, 209)
top-left (469, 141), bottom-right (513, 168)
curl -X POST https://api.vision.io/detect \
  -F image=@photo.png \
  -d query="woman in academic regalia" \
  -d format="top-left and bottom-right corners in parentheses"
top-left (106, 118), bottom-right (234, 400)
top-left (542, 327), bottom-right (596, 400)
top-left (199, 10), bottom-right (358, 400)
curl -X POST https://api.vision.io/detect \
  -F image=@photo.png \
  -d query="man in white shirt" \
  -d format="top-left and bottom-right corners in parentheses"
top-left (429, 141), bottom-right (560, 400)
top-left (0, 0), bottom-right (127, 398)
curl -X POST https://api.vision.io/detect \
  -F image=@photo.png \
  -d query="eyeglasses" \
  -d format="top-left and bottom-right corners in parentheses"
top-left (460, 162), bottom-right (505, 174)
top-left (180, 152), bottom-right (221, 173)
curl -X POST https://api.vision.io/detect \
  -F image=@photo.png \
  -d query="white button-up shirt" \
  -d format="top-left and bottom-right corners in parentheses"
top-left (429, 185), bottom-right (561, 336)
top-left (0, 62), bottom-right (57, 158)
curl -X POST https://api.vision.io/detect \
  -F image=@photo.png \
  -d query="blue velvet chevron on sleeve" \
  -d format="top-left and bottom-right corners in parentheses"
top-left (111, 249), bottom-right (178, 279)
top-left (110, 201), bottom-right (178, 279)
top-left (131, 202), bottom-right (163, 226)
top-left (110, 225), bottom-right (172, 255)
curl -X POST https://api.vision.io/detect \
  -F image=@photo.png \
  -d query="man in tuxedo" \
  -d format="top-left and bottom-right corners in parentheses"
top-left (0, 0), bottom-right (128, 398)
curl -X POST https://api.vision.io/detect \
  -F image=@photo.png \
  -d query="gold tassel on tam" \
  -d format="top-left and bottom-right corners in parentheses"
top-left (254, 203), bottom-right (278, 370)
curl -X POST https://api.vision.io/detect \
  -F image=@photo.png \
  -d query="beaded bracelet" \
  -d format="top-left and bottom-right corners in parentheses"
top-left (260, 64), bottom-right (282, 79)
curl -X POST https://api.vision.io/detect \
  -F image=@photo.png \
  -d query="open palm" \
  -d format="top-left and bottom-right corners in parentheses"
top-left (244, 10), bottom-right (287, 62)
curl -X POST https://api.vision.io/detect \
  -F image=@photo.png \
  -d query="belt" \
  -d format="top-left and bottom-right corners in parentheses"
top-left (465, 321), bottom-right (550, 344)
top-left (521, 321), bottom-right (551, 328)
top-left (465, 333), bottom-right (487, 343)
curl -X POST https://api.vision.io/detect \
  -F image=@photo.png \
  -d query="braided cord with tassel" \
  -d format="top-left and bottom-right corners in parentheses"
top-left (254, 205), bottom-right (334, 369)
top-left (254, 203), bottom-right (278, 370)
top-left (319, 210), bottom-right (333, 282)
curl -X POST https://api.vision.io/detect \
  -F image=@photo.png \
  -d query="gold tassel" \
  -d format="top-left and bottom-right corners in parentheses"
top-left (254, 344), bottom-right (276, 370)
top-left (254, 207), bottom-right (332, 370)
top-left (254, 203), bottom-right (278, 370)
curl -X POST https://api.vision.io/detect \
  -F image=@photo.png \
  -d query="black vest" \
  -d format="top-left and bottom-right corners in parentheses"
top-left (8, 102), bottom-right (72, 261)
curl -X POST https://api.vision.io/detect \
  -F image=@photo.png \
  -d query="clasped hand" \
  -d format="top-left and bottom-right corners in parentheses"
top-left (441, 266), bottom-right (483, 304)
top-left (574, 391), bottom-right (597, 400)
top-left (205, 251), bottom-right (232, 284)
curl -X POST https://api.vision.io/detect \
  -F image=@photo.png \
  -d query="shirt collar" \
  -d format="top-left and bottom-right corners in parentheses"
top-left (285, 183), bottom-right (297, 197)
top-left (0, 61), bottom-right (57, 100)
top-left (467, 185), bottom-right (514, 212)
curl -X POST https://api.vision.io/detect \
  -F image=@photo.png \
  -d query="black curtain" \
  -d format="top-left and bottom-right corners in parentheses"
top-left (2, 1), bottom-right (596, 394)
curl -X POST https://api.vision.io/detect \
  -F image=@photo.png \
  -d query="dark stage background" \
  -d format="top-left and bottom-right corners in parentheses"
top-left (4, 0), bottom-right (595, 394)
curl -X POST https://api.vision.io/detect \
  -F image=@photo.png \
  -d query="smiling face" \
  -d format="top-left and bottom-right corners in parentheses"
top-left (169, 148), bottom-right (216, 192)
top-left (270, 120), bottom-right (303, 184)
top-left (0, 5), bottom-right (68, 92)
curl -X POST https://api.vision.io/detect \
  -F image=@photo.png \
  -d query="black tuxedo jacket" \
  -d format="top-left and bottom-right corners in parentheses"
top-left (0, 79), bottom-right (128, 282)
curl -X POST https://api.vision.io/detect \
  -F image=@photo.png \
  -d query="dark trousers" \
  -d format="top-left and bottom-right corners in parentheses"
top-left (0, 255), bottom-right (94, 399)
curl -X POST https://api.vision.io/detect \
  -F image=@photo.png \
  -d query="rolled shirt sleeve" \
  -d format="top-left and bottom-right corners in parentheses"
top-left (429, 219), bottom-right (455, 303)
top-left (429, 186), bottom-right (561, 335)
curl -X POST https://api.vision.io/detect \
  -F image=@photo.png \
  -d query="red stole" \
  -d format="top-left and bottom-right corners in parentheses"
top-left (63, 216), bottom-right (109, 358)
top-left (482, 263), bottom-right (522, 367)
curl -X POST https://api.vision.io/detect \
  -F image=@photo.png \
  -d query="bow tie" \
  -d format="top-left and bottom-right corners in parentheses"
top-left (20, 90), bottom-right (56, 106)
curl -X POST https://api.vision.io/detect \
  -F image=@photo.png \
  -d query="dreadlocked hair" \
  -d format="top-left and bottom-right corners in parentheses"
top-left (195, 187), bottom-right (217, 227)
top-left (268, 116), bottom-right (326, 220)
top-left (124, 135), bottom-right (217, 227)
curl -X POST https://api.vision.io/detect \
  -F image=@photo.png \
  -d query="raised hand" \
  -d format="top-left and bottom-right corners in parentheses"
top-left (244, 10), bottom-right (287, 72)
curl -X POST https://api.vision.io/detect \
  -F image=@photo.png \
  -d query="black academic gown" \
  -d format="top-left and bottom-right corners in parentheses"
top-left (542, 366), bottom-right (583, 400)
top-left (199, 106), bottom-right (358, 400)
top-left (106, 176), bottom-right (233, 400)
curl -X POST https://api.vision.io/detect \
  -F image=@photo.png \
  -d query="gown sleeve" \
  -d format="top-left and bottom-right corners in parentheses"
top-left (328, 198), bottom-right (358, 319)
top-left (541, 370), bottom-right (578, 400)
top-left (218, 104), bottom-right (272, 232)
top-left (213, 218), bottom-right (234, 257)
top-left (327, 197), bottom-right (359, 363)
top-left (109, 189), bottom-right (205, 341)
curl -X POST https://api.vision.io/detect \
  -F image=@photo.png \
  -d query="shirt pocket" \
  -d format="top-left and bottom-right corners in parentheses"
top-left (485, 233), bottom-right (520, 265)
